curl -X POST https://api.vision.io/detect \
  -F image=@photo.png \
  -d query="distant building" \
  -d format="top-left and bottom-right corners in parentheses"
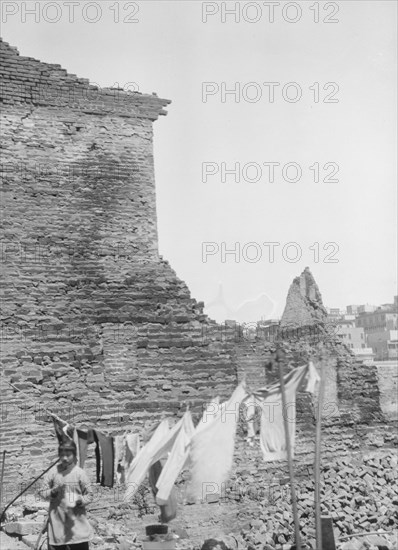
top-left (355, 298), bottom-right (398, 360)
top-left (358, 304), bottom-right (377, 314)
top-left (257, 319), bottom-right (280, 341)
top-left (343, 314), bottom-right (356, 321)
top-left (327, 307), bottom-right (343, 321)
top-left (356, 309), bottom-right (398, 332)
top-left (366, 330), bottom-right (398, 361)
top-left (347, 305), bottom-right (359, 315)
top-left (336, 319), bottom-right (366, 351)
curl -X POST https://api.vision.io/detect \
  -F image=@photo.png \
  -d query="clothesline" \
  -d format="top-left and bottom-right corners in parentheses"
top-left (4, 380), bottom-right (128, 488)
top-left (124, 362), bottom-right (319, 507)
top-left (4, 361), bottom-right (325, 543)
top-left (4, 363), bottom-right (320, 499)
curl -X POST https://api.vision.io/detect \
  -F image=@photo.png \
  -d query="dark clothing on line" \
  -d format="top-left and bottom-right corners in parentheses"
top-left (94, 430), bottom-right (115, 488)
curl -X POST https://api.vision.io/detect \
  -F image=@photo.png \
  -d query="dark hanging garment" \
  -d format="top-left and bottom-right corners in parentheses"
top-left (148, 460), bottom-right (177, 523)
top-left (52, 416), bottom-right (74, 444)
top-left (76, 429), bottom-right (94, 468)
top-left (93, 431), bottom-right (101, 485)
top-left (94, 430), bottom-right (115, 487)
top-left (87, 429), bottom-right (95, 444)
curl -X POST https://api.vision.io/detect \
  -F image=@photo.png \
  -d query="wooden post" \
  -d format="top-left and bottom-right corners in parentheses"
top-left (321, 516), bottom-right (337, 550)
top-left (275, 347), bottom-right (302, 550)
top-left (314, 359), bottom-right (326, 550)
top-left (0, 451), bottom-right (6, 512)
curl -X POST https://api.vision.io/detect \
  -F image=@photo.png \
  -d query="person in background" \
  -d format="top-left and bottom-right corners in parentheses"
top-left (39, 440), bottom-right (93, 550)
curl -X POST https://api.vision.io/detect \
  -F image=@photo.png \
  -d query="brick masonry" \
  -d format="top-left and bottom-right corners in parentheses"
top-left (0, 39), bottom-right (397, 545)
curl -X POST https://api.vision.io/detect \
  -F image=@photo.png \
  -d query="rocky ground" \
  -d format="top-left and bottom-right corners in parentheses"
top-left (234, 451), bottom-right (398, 549)
top-left (0, 531), bottom-right (27, 550)
top-left (1, 451), bottom-right (397, 550)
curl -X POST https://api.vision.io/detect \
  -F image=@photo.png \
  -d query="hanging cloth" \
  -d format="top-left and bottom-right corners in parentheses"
top-left (246, 362), bottom-right (320, 462)
top-left (125, 433), bottom-right (141, 460)
top-left (148, 460), bottom-right (178, 523)
top-left (187, 383), bottom-right (247, 502)
top-left (114, 433), bottom-right (141, 485)
top-left (124, 417), bottom-right (184, 502)
top-left (76, 429), bottom-right (94, 468)
top-left (155, 411), bottom-right (195, 503)
top-left (52, 415), bottom-right (74, 443)
top-left (51, 416), bottom-right (81, 465)
top-left (114, 435), bottom-right (125, 485)
top-left (94, 430), bottom-right (115, 487)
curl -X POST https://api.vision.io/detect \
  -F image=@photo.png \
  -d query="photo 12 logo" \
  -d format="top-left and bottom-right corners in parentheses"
top-left (202, 161), bottom-right (339, 184)
top-left (201, 2), bottom-right (340, 24)
top-left (1, 1), bottom-right (140, 24)
top-left (202, 241), bottom-right (340, 264)
top-left (202, 81), bottom-right (339, 103)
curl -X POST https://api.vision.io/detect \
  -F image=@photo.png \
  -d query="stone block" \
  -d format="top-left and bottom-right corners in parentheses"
top-left (3, 521), bottom-right (42, 536)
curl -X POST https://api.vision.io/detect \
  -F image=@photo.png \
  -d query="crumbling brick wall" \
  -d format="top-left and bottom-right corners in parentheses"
top-left (0, 38), bottom-right (237, 486)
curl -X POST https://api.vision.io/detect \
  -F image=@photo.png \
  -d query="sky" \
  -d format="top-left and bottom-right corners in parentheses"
top-left (2, 0), bottom-right (397, 323)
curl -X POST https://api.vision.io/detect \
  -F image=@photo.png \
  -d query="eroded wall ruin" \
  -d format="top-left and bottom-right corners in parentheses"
top-left (0, 38), bottom-right (238, 484)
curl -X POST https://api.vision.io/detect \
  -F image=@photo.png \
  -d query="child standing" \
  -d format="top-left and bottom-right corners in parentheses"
top-left (40, 440), bottom-right (93, 550)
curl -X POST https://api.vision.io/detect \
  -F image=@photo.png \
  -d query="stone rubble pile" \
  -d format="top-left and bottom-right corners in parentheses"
top-left (232, 452), bottom-right (398, 549)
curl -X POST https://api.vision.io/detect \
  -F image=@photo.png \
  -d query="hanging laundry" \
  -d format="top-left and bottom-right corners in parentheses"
top-left (76, 429), bottom-right (94, 468)
top-left (155, 411), bottom-right (195, 503)
top-left (114, 435), bottom-right (125, 485)
top-left (148, 460), bottom-right (178, 523)
top-left (94, 431), bottom-right (115, 488)
top-left (126, 433), bottom-right (141, 461)
top-left (304, 361), bottom-right (320, 393)
top-left (51, 416), bottom-right (81, 465)
top-left (51, 415), bottom-right (74, 443)
top-left (124, 415), bottom-right (186, 502)
top-left (114, 433), bottom-right (141, 485)
top-left (182, 397), bottom-right (220, 472)
top-left (124, 420), bottom-right (169, 501)
top-left (187, 383), bottom-right (247, 503)
top-left (94, 432), bottom-right (101, 485)
top-left (72, 429), bottom-right (81, 468)
top-left (246, 362), bottom-right (320, 462)
top-left (195, 396), bottom-right (220, 435)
